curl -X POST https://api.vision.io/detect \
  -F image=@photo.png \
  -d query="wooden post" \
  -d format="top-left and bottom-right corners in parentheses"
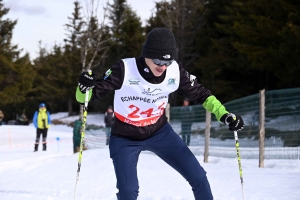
top-left (204, 110), bottom-right (211, 163)
top-left (259, 89), bottom-right (265, 168)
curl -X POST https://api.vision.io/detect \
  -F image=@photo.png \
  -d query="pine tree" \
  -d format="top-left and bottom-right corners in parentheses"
top-left (117, 6), bottom-right (144, 58)
top-left (106, 0), bottom-right (144, 60)
top-left (0, 0), bottom-right (35, 119)
top-left (196, 0), bottom-right (300, 102)
top-left (64, 1), bottom-right (84, 116)
top-left (193, 0), bottom-right (255, 102)
top-left (107, 0), bottom-right (127, 35)
top-left (146, 0), bottom-right (206, 70)
top-left (231, 0), bottom-right (300, 88)
top-left (31, 43), bottom-right (66, 112)
top-left (145, 1), bottom-right (171, 32)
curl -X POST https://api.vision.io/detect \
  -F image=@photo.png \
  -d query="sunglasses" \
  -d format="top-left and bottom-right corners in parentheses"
top-left (152, 59), bottom-right (174, 67)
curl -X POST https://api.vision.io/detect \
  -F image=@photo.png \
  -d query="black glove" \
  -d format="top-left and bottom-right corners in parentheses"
top-left (78, 71), bottom-right (96, 93)
top-left (220, 113), bottom-right (244, 131)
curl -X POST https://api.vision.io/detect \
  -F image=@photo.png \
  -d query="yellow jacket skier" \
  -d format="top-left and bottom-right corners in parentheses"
top-left (33, 103), bottom-right (51, 151)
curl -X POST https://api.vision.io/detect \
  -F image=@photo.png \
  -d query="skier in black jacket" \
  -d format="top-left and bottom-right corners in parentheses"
top-left (180, 98), bottom-right (194, 146)
top-left (76, 27), bottom-right (244, 200)
top-left (104, 105), bottom-right (114, 145)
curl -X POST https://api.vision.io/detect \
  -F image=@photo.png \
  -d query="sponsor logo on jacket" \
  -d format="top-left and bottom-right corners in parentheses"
top-left (129, 78), bottom-right (140, 85)
top-left (103, 69), bottom-right (112, 80)
top-left (168, 78), bottom-right (176, 85)
top-left (190, 74), bottom-right (196, 86)
top-left (142, 88), bottom-right (162, 96)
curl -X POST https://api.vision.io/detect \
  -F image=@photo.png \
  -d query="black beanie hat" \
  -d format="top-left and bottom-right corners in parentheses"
top-left (142, 27), bottom-right (177, 60)
top-left (184, 98), bottom-right (190, 102)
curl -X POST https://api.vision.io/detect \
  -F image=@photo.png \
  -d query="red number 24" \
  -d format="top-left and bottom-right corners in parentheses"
top-left (127, 102), bottom-right (165, 118)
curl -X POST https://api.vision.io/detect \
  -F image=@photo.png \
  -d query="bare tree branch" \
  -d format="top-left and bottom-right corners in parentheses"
top-left (79, 0), bottom-right (109, 72)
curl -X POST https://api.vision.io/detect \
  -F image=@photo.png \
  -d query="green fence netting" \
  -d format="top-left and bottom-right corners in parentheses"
top-left (170, 87), bottom-right (300, 159)
top-left (73, 121), bottom-right (108, 150)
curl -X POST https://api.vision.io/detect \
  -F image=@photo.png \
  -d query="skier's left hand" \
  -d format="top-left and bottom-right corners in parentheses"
top-left (220, 113), bottom-right (244, 131)
top-left (78, 71), bottom-right (96, 93)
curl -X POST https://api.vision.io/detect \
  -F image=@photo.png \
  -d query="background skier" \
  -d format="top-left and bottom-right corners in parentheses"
top-left (0, 110), bottom-right (5, 125)
top-left (33, 103), bottom-right (51, 152)
top-left (104, 105), bottom-right (115, 145)
top-left (180, 98), bottom-right (194, 146)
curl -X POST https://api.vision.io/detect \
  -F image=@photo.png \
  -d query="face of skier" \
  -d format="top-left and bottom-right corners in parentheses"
top-left (145, 58), bottom-right (173, 77)
top-left (183, 100), bottom-right (189, 106)
top-left (107, 108), bottom-right (113, 113)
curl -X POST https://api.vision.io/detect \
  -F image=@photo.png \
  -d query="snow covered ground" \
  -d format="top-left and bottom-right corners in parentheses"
top-left (0, 113), bottom-right (299, 200)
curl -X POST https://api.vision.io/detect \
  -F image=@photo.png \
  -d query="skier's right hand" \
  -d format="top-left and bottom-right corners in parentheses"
top-left (78, 71), bottom-right (96, 93)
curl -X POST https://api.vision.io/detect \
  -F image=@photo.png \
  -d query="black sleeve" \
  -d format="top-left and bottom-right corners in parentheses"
top-left (91, 60), bottom-right (125, 100)
top-left (177, 62), bottom-right (212, 104)
top-left (104, 114), bottom-right (108, 124)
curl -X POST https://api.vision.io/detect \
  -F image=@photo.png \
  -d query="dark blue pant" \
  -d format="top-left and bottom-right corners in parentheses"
top-left (109, 123), bottom-right (213, 200)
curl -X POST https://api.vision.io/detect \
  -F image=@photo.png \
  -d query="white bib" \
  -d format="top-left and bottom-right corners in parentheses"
top-left (114, 58), bottom-right (180, 127)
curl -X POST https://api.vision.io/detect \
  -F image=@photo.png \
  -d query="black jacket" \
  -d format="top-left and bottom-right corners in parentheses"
top-left (104, 112), bottom-right (114, 127)
top-left (91, 56), bottom-right (211, 140)
top-left (180, 106), bottom-right (194, 126)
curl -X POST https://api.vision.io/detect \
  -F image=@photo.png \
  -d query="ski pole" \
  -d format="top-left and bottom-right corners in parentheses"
top-left (74, 70), bottom-right (92, 200)
top-left (234, 130), bottom-right (246, 200)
